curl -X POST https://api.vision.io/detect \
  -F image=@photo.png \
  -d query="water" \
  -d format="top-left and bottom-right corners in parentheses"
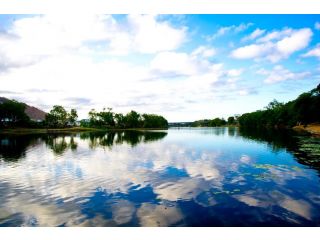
top-left (0, 127), bottom-right (319, 226)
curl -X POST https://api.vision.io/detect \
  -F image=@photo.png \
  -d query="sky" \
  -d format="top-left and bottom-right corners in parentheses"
top-left (0, 14), bottom-right (319, 122)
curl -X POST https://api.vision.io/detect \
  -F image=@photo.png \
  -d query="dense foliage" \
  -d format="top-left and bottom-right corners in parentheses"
top-left (191, 118), bottom-right (227, 127)
top-left (84, 108), bottom-right (168, 129)
top-left (45, 105), bottom-right (78, 128)
top-left (0, 100), bottom-right (30, 127)
top-left (238, 84), bottom-right (320, 129)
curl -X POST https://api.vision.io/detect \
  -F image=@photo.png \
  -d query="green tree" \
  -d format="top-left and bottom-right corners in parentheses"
top-left (210, 118), bottom-right (226, 127)
top-left (98, 107), bottom-right (115, 127)
top-left (142, 114), bottom-right (168, 128)
top-left (0, 100), bottom-right (30, 127)
top-left (114, 113), bottom-right (125, 128)
top-left (45, 105), bottom-right (68, 128)
top-left (68, 109), bottom-right (78, 126)
top-left (124, 110), bottom-right (142, 128)
top-left (227, 116), bottom-right (235, 125)
top-left (238, 84), bottom-right (320, 129)
top-left (88, 109), bottom-right (101, 127)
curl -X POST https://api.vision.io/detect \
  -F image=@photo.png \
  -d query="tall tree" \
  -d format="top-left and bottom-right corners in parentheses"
top-left (98, 107), bottom-right (115, 127)
top-left (0, 100), bottom-right (30, 127)
top-left (45, 105), bottom-right (68, 128)
top-left (124, 110), bottom-right (142, 128)
top-left (68, 109), bottom-right (78, 126)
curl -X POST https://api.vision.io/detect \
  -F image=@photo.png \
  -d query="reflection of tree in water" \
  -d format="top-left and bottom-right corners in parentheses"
top-left (0, 130), bottom-right (169, 160)
top-left (239, 127), bottom-right (320, 173)
top-left (80, 130), bottom-right (167, 148)
top-left (43, 134), bottom-right (78, 155)
top-left (143, 131), bottom-right (169, 143)
top-left (227, 127), bottom-right (238, 137)
top-left (197, 127), bottom-right (239, 137)
top-left (0, 135), bottom-right (42, 161)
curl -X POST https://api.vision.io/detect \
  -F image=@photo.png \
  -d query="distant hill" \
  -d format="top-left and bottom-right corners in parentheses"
top-left (0, 97), bottom-right (46, 121)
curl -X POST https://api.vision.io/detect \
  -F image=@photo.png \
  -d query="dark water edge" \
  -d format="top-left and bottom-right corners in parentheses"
top-left (239, 127), bottom-right (320, 174)
top-left (0, 128), bottom-right (320, 227)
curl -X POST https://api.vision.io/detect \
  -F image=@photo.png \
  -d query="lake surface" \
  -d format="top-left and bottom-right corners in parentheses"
top-left (0, 127), bottom-right (320, 226)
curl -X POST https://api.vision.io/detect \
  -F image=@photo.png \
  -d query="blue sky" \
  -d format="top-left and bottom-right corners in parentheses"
top-left (0, 14), bottom-right (319, 121)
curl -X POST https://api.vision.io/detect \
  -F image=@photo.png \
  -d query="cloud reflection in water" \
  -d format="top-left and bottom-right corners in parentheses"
top-left (0, 128), bottom-right (319, 226)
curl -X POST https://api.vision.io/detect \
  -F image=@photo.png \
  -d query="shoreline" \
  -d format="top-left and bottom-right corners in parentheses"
top-left (0, 127), bottom-right (168, 135)
top-left (292, 124), bottom-right (320, 136)
top-left (1, 124), bottom-right (320, 136)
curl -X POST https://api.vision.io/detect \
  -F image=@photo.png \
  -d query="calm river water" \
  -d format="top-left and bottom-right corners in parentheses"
top-left (0, 127), bottom-right (319, 226)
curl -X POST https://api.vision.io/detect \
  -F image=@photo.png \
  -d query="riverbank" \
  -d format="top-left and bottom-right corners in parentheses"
top-left (0, 127), bottom-right (168, 135)
top-left (293, 123), bottom-right (320, 136)
top-left (0, 127), bottom-right (104, 134)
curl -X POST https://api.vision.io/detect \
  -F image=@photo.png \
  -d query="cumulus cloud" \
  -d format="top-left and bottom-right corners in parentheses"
top-left (237, 88), bottom-right (258, 96)
top-left (191, 46), bottom-right (216, 58)
top-left (150, 48), bottom-right (220, 78)
top-left (207, 23), bottom-right (253, 41)
top-left (315, 22), bottom-right (320, 30)
top-left (302, 44), bottom-right (320, 58)
top-left (231, 28), bottom-right (313, 62)
top-left (227, 68), bottom-right (243, 78)
top-left (0, 14), bottom-right (238, 121)
top-left (63, 97), bottom-right (94, 108)
top-left (225, 68), bottom-right (243, 83)
top-left (241, 28), bottom-right (266, 42)
top-left (126, 15), bottom-right (186, 54)
top-left (256, 28), bottom-right (294, 43)
top-left (150, 51), bottom-right (198, 76)
top-left (257, 65), bottom-right (311, 84)
top-left (0, 15), bottom-right (116, 70)
top-left (0, 14), bottom-right (186, 71)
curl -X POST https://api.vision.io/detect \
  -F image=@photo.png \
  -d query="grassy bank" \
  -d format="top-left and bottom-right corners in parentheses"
top-left (293, 123), bottom-right (320, 136)
top-left (0, 127), bottom-right (168, 135)
top-left (0, 127), bottom-right (104, 134)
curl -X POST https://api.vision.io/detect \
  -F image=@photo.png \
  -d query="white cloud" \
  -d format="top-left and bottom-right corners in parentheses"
top-left (150, 51), bottom-right (198, 76)
top-left (302, 44), bottom-right (320, 58)
top-left (231, 43), bottom-right (272, 59)
top-left (237, 88), bottom-right (257, 96)
top-left (276, 28), bottom-right (313, 55)
top-left (241, 28), bottom-right (266, 42)
top-left (315, 22), bottom-right (320, 30)
top-left (126, 15), bottom-right (186, 54)
top-left (227, 68), bottom-right (243, 77)
top-left (231, 28), bottom-right (313, 62)
top-left (150, 48), bottom-right (217, 77)
top-left (0, 15), bottom-right (116, 68)
top-left (1, 15), bottom-right (315, 122)
top-left (0, 14), bottom-right (194, 120)
top-left (257, 65), bottom-right (311, 84)
top-left (256, 28), bottom-right (293, 43)
top-left (191, 46), bottom-right (216, 58)
top-left (226, 68), bottom-right (243, 83)
top-left (207, 23), bottom-right (253, 41)
top-left (0, 14), bottom-right (187, 68)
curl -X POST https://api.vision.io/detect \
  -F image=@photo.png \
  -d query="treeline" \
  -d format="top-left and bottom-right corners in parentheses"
top-left (46, 106), bottom-right (168, 129)
top-left (170, 116), bottom-right (238, 127)
top-left (238, 84), bottom-right (320, 129)
top-left (0, 100), bottom-right (168, 129)
top-left (0, 100), bottom-right (30, 127)
top-left (83, 108), bottom-right (168, 129)
top-left (191, 116), bottom-right (237, 127)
